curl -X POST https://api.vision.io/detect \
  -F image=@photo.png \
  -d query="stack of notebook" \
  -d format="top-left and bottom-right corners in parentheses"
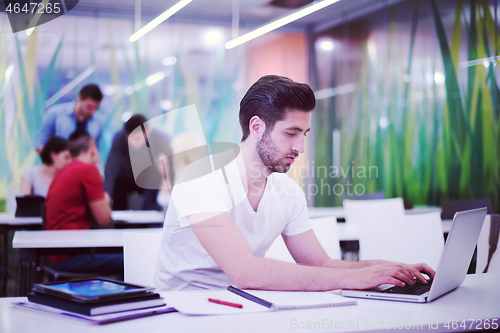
top-left (20, 278), bottom-right (174, 322)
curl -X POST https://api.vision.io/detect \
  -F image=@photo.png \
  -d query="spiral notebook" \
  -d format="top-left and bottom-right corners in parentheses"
top-left (163, 287), bottom-right (356, 315)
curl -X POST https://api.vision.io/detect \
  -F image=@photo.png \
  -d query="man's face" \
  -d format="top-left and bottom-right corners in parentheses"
top-left (256, 110), bottom-right (311, 173)
top-left (75, 96), bottom-right (100, 121)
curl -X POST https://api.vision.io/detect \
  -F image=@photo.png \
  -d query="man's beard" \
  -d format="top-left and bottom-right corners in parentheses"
top-left (256, 131), bottom-right (296, 173)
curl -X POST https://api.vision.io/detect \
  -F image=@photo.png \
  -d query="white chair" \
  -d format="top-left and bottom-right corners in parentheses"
top-left (343, 197), bottom-right (406, 227)
top-left (477, 215), bottom-right (500, 273)
top-left (123, 231), bottom-right (163, 286)
top-left (358, 212), bottom-right (444, 270)
top-left (265, 216), bottom-right (341, 263)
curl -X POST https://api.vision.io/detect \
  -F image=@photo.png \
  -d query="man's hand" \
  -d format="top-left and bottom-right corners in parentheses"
top-left (345, 262), bottom-right (436, 290)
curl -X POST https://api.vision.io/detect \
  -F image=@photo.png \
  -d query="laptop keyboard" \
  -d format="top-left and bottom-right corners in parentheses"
top-left (382, 279), bottom-right (433, 295)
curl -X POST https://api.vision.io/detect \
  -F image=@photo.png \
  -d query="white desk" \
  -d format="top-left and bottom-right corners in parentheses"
top-left (12, 228), bottom-right (162, 249)
top-left (1, 273), bottom-right (498, 333)
top-left (12, 229), bottom-right (163, 296)
top-left (0, 211), bottom-right (164, 296)
top-left (0, 211), bottom-right (166, 227)
top-left (12, 221), bottom-right (451, 246)
top-left (308, 206), bottom-right (442, 219)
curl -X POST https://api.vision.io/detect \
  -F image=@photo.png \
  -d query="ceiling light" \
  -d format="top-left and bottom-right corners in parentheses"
top-left (434, 72), bottom-right (445, 84)
top-left (318, 40), bottom-right (334, 51)
top-left (129, 0), bottom-right (193, 43)
top-left (225, 0), bottom-right (340, 49)
top-left (379, 117), bottom-right (389, 129)
top-left (159, 100), bottom-right (172, 111)
top-left (162, 56), bottom-right (177, 66)
top-left (122, 111), bottom-right (133, 122)
top-left (204, 29), bottom-right (224, 47)
top-left (145, 72), bottom-right (166, 86)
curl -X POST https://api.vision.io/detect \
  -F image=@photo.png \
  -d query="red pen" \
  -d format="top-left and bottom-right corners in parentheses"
top-left (208, 298), bottom-right (243, 308)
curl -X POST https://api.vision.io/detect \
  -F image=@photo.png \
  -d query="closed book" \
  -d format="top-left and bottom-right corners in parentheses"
top-left (27, 292), bottom-right (165, 316)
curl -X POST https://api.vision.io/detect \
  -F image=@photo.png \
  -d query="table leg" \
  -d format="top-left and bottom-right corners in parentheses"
top-left (17, 248), bottom-right (37, 296)
top-left (0, 225), bottom-right (7, 297)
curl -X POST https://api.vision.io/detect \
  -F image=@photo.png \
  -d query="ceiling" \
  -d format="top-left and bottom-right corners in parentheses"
top-left (72, 0), bottom-right (409, 34)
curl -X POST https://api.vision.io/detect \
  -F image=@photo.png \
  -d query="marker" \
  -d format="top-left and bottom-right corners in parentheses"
top-left (208, 298), bottom-right (243, 308)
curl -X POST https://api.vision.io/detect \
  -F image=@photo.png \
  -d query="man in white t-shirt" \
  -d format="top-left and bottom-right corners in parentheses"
top-left (154, 75), bottom-right (435, 291)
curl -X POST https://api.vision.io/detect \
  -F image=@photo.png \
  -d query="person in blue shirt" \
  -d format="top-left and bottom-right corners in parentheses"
top-left (35, 84), bottom-right (105, 152)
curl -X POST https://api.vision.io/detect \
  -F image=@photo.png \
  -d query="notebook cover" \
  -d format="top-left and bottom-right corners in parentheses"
top-left (27, 292), bottom-right (165, 316)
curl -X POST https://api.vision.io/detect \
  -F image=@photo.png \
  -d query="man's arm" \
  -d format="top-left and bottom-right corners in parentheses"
top-left (35, 108), bottom-right (57, 150)
top-left (89, 192), bottom-right (112, 226)
top-left (189, 212), bottom-right (430, 291)
top-left (283, 230), bottom-right (435, 280)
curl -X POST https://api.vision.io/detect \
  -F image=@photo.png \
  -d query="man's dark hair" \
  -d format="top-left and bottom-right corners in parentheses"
top-left (40, 137), bottom-right (68, 165)
top-left (124, 114), bottom-right (148, 135)
top-left (79, 84), bottom-right (103, 102)
top-left (239, 75), bottom-right (316, 141)
top-left (68, 130), bottom-right (95, 158)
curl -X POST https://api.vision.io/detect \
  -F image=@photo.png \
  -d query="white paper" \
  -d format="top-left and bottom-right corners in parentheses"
top-left (161, 289), bottom-right (355, 315)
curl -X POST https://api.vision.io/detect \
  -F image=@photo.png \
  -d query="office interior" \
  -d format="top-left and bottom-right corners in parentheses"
top-left (0, 0), bottom-right (499, 326)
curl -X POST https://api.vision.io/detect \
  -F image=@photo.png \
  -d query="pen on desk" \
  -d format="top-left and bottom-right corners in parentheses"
top-left (208, 298), bottom-right (243, 309)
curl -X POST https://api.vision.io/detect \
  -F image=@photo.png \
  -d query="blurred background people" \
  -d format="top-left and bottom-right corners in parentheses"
top-left (35, 84), bottom-right (104, 152)
top-left (45, 130), bottom-right (122, 275)
top-left (104, 114), bottom-right (173, 211)
top-left (20, 137), bottom-right (71, 197)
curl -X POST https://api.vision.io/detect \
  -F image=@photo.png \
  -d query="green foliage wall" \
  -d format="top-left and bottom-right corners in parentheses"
top-left (313, 0), bottom-right (500, 210)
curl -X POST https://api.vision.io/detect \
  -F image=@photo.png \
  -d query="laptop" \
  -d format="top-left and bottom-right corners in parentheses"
top-left (340, 207), bottom-right (487, 303)
top-left (15, 195), bottom-right (45, 217)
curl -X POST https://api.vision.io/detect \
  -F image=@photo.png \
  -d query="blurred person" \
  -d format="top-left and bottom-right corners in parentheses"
top-left (45, 130), bottom-right (123, 275)
top-left (104, 114), bottom-right (173, 211)
top-left (35, 84), bottom-right (104, 152)
top-left (20, 137), bottom-right (71, 197)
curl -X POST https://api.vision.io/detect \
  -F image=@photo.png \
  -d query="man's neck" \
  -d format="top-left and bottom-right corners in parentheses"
top-left (238, 140), bottom-right (270, 192)
top-left (73, 155), bottom-right (92, 165)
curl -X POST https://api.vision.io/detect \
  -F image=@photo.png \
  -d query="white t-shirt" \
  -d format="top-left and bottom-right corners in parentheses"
top-left (154, 152), bottom-right (311, 291)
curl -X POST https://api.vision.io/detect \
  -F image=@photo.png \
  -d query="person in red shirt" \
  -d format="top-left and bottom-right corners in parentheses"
top-left (45, 130), bottom-right (123, 275)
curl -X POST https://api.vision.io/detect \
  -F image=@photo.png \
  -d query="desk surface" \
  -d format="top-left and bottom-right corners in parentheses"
top-left (12, 228), bottom-right (163, 249)
top-left (0, 211), bottom-right (166, 226)
top-left (12, 217), bottom-right (452, 247)
top-left (2, 207), bottom-right (441, 225)
top-left (0, 273), bottom-right (498, 333)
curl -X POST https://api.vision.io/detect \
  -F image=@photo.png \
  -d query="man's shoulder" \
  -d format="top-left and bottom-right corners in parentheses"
top-left (46, 102), bottom-right (74, 116)
top-left (64, 161), bottom-right (100, 177)
top-left (91, 111), bottom-right (106, 124)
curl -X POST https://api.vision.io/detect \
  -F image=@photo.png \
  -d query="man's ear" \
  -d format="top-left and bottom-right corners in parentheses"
top-left (249, 116), bottom-right (266, 139)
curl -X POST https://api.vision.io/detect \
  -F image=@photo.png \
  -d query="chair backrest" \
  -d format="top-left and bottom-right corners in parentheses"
top-left (440, 198), bottom-right (493, 220)
top-left (477, 214), bottom-right (500, 273)
top-left (358, 212), bottom-right (444, 270)
top-left (343, 197), bottom-right (406, 226)
top-left (123, 231), bottom-right (163, 286)
top-left (265, 216), bottom-right (341, 263)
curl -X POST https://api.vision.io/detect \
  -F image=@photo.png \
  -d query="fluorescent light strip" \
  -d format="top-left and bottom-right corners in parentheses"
top-left (225, 0), bottom-right (340, 49)
top-left (129, 0), bottom-right (193, 42)
top-left (45, 66), bottom-right (95, 108)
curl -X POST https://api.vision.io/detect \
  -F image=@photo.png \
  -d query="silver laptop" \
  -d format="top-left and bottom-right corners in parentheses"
top-left (340, 207), bottom-right (487, 303)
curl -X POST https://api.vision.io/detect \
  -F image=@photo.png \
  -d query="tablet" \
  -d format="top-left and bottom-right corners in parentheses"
top-left (32, 278), bottom-right (155, 302)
